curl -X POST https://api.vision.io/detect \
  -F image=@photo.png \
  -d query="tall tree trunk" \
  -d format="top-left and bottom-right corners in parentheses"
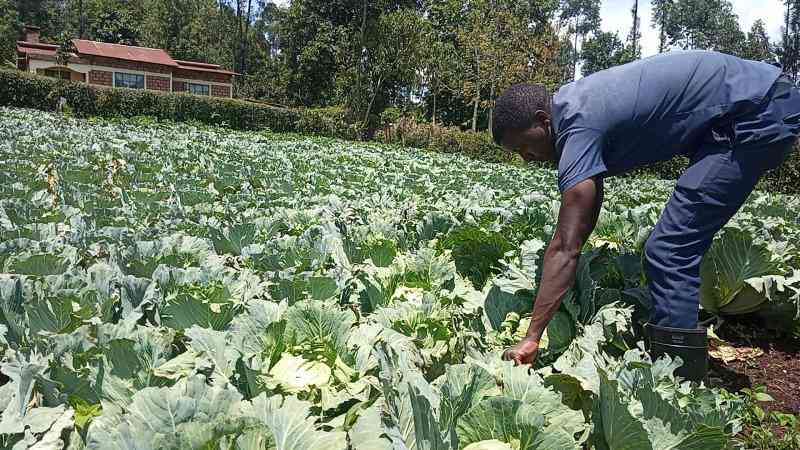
top-left (631, 0), bottom-right (639, 57)
top-left (240, 0), bottom-right (253, 74)
top-left (472, 47), bottom-right (480, 132)
top-left (472, 97), bottom-right (479, 132)
top-left (355, 0), bottom-right (368, 118)
top-left (78, 0), bottom-right (84, 38)
top-left (658, 1), bottom-right (668, 53)
top-left (488, 0), bottom-right (498, 136)
top-left (363, 75), bottom-right (383, 136)
top-left (573, 16), bottom-right (580, 79)
top-left (432, 88), bottom-right (437, 126)
top-left (235, 0), bottom-right (243, 73)
top-left (488, 83), bottom-right (495, 136)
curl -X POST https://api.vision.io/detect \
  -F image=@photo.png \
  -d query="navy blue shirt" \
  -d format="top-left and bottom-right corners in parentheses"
top-left (552, 50), bottom-right (782, 192)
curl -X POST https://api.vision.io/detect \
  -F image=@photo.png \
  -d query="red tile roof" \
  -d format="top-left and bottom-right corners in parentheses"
top-left (175, 60), bottom-right (220, 69)
top-left (175, 60), bottom-right (238, 76)
top-left (72, 39), bottom-right (179, 67)
top-left (17, 41), bottom-right (58, 57)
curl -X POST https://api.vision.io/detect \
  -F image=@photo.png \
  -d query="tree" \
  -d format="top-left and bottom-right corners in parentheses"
top-left (0, 0), bottom-right (19, 67)
top-left (55, 31), bottom-right (76, 66)
top-left (353, 9), bottom-right (428, 132)
top-left (417, 30), bottom-right (457, 126)
top-left (581, 31), bottom-right (631, 76)
top-left (627, 0), bottom-right (641, 59)
top-left (278, 0), bottom-right (357, 106)
top-left (91, 9), bottom-right (140, 45)
top-left (781, 0), bottom-right (800, 80)
top-left (559, 0), bottom-right (601, 80)
top-left (651, 0), bottom-right (673, 53)
top-left (451, 0), bottom-right (563, 131)
top-left (655, 0), bottom-right (746, 56)
top-left (743, 19), bottom-right (773, 61)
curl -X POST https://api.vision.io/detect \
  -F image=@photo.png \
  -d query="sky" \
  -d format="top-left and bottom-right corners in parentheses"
top-left (601, 0), bottom-right (785, 56)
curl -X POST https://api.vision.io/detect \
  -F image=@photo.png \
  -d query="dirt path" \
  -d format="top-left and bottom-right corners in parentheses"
top-left (708, 322), bottom-right (800, 415)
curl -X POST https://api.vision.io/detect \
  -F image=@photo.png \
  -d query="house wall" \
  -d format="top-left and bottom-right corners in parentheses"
top-left (29, 58), bottom-right (92, 74)
top-left (88, 70), bottom-right (113, 86)
top-left (211, 84), bottom-right (232, 98)
top-left (146, 75), bottom-right (171, 92)
top-left (25, 55), bottom-right (232, 97)
top-left (86, 56), bottom-right (172, 75)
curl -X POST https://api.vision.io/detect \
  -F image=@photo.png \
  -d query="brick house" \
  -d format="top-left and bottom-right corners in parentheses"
top-left (16, 26), bottom-right (236, 98)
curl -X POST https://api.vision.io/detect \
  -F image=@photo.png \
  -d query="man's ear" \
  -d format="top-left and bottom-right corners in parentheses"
top-left (534, 110), bottom-right (551, 129)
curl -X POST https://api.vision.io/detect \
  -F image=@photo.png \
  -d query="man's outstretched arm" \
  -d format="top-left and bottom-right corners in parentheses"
top-left (504, 176), bottom-right (604, 365)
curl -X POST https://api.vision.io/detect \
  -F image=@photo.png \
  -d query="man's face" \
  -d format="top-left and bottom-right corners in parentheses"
top-left (500, 113), bottom-right (556, 163)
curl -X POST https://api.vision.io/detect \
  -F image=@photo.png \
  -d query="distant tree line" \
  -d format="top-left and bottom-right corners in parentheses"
top-left (0, 0), bottom-right (791, 136)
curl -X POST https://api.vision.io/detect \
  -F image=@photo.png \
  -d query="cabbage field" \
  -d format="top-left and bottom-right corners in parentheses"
top-left (1, 107), bottom-right (799, 449)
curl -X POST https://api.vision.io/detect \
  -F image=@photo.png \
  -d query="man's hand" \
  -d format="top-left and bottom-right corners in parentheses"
top-left (503, 337), bottom-right (540, 366)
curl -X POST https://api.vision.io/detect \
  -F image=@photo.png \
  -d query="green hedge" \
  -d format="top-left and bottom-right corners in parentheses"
top-left (0, 69), bottom-right (301, 133)
top-left (296, 106), bottom-right (360, 141)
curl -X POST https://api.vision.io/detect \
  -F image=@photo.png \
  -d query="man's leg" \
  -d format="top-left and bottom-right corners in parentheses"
top-left (645, 142), bottom-right (792, 329)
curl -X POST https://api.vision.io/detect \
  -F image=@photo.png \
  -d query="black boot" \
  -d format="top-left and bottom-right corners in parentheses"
top-left (645, 323), bottom-right (708, 383)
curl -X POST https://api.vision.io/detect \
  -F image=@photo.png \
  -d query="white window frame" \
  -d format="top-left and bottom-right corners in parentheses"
top-left (188, 82), bottom-right (210, 96)
top-left (113, 72), bottom-right (145, 89)
top-left (172, 77), bottom-right (233, 97)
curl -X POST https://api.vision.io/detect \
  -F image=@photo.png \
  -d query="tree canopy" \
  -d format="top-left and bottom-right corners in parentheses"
top-left (1, 0), bottom-right (785, 134)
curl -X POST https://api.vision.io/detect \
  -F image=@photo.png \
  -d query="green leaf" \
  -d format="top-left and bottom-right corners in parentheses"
top-left (242, 394), bottom-right (346, 450)
top-left (86, 376), bottom-right (244, 449)
top-left (440, 226), bottom-right (514, 289)
top-left (229, 300), bottom-right (287, 358)
top-left (596, 371), bottom-right (651, 450)
top-left (159, 287), bottom-right (235, 331)
top-left (700, 229), bottom-right (778, 315)
top-left (457, 397), bottom-right (563, 450)
top-left (367, 239), bottom-right (398, 267)
top-left (6, 253), bottom-right (71, 276)
top-left (483, 285), bottom-right (530, 332)
top-left (349, 404), bottom-right (393, 450)
top-left (285, 301), bottom-right (354, 361)
top-left (0, 351), bottom-right (49, 434)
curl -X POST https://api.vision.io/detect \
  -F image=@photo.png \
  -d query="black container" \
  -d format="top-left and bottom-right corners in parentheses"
top-left (645, 323), bottom-right (708, 383)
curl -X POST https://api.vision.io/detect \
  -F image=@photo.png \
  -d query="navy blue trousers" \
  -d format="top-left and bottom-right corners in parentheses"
top-left (647, 77), bottom-right (800, 329)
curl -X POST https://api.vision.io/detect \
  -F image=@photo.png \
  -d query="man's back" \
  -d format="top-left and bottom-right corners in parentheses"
top-left (552, 50), bottom-right (782, 192)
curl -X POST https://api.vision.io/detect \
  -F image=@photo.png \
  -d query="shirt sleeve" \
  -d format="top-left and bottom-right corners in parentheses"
top-left (556, 128), bottom-right (608, 193)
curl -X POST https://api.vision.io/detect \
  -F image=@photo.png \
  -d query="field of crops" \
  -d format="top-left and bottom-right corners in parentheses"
top-left (1, 107), bottom-right (799, 449)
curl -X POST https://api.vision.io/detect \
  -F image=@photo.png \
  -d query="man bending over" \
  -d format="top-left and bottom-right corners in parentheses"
top-left (497, 50), bottom-right (799, 381)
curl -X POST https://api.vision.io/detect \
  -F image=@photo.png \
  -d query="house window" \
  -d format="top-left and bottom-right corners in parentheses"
top-left (188, 83), bottom-right (210, 96)
top-left (114, 72), bottom-right (145, 89)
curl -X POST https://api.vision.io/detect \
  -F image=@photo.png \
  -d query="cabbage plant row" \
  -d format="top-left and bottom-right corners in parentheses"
top-left (0, 107), bottom-right (798, 449)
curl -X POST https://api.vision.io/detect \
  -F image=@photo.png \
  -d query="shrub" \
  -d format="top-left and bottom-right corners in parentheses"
top-left (296, 106), bottom-right (360, 140)
top-left (375, 117), bottom-right (514, 163)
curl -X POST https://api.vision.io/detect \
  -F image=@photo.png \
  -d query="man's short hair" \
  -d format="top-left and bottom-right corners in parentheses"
top-left (492, 83), bottom-right (551, 146)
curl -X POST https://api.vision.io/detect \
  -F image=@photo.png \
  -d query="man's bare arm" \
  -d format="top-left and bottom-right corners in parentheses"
top-left (525, 176), bottom-right (603, 339)
top-left (505, 177), bottom-right (603, 365)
